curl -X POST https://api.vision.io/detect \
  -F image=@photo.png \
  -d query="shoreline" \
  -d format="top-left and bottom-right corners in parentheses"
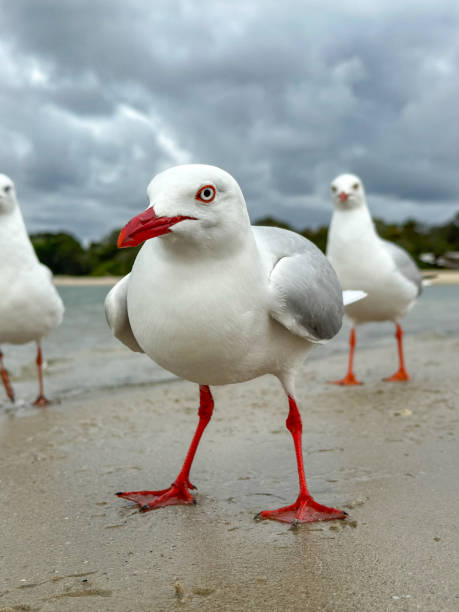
top-left (53, 269), bottom-right (459, 286)
top-left (53, 275), bottom-right (122, 286)
top-left (421, 269), bottom-right (459, 284)
top-left (1, 334), bottom-right (458, 610)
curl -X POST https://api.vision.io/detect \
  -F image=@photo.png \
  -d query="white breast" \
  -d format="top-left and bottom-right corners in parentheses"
top-left (127, 239), bottom-right (309, 385)
top-left (327, 208), bottom-right (418, 323)
top-left (0, 210), bottom-right (64, 345)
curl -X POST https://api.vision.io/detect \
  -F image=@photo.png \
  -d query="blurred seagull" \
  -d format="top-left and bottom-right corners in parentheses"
top-left (0, 174), bottom-right (64, 406)
top-left (327, 173), bottom-right (422, 385)
top-left (106, 164), bottom-right (364, 524)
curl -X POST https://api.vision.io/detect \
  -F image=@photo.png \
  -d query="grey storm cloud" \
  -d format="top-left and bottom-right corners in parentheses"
top-left (0, 0), bottom-right (458, 240)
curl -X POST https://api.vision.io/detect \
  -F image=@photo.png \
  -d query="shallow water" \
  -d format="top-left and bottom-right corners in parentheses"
top-left (0, 284), bottom-right (458, 408)
top-left (0, 285), bottom-right (172, 408)
top-left (319, 284), bottom-right (459, 357)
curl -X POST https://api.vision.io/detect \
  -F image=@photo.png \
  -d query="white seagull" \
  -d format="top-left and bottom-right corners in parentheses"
top-left (106, 164), bottom-right (364, 524)
top-left (0, 174), bottom-right (64, 406)
top-left (326, 173), bottom-right (422, 385)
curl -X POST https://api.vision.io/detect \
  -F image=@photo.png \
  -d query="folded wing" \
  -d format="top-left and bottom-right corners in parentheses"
top-left (105, 274), bottom-right (144, 353)
top-left (381, 239), bottom-right (422, 296)
top-left (253, 226), bottom-right (344, 343)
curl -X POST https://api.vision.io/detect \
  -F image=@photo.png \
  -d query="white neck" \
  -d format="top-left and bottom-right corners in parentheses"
top-left (328, 203), bottom-right (377, 247)
top-left (0, 206), bottom-right (39, 267)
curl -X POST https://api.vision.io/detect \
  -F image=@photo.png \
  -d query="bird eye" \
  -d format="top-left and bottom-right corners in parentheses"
top-left (352, 183), bottom-right (359, 190)
top-left (331, 185), bottom-right (337, 193)
top-left (4, 185), bottom-right (11, 193)
top-left (195, 185), bottom-right (216, 203)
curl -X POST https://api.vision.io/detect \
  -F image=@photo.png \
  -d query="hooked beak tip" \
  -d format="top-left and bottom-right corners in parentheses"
top-left (116, 207), bottom-right (197, 249)
top-left (117, 227), bottom-right (127, 248)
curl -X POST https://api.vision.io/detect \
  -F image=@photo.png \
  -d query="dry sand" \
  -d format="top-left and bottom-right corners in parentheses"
top-left (422, 270), bottom-right (459, 285)
top-left (53, 276), bottom-right (121, 286)
top-left (52, 270), bottom-right (459, 287)
top-left (1, 335), bottom-right (458, 611)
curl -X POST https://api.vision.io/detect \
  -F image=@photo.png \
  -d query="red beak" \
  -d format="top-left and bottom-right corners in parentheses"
top-left (117, 208), bottom-right (196, 248)
top-left (339, 192), bottom-right (349, 202)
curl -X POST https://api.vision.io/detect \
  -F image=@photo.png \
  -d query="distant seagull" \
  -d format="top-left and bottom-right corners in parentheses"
top-left (106, 164), bottom-right (364, 524)
top-left (0, 174), bottom-right (64, 405)
top-left (326, 173), bottom-right (422, 385)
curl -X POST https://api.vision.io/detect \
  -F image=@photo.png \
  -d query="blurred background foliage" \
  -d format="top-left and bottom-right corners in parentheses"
top-left (30, 213), bottom-right (459, 276)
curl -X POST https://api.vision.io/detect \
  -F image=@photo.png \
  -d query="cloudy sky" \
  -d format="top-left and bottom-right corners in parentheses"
top-left (1, 0), bottom-right (458, 241)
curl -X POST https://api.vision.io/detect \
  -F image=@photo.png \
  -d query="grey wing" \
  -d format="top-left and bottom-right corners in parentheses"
top-left (253, 226), bottom-right (344, 343)
top-left (381, 240), bottom-right (422, 295)
top-left (104, 274), bottom-right (144, 353)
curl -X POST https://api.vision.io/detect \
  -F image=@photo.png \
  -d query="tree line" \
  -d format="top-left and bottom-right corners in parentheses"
top-left (30, 213), bottom-right (459, 276)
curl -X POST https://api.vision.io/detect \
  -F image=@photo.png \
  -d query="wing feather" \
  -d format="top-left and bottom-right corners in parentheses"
top-left (253, 226), bottom-right (343, 343)
top-left (381, 240), bottom-right (422, 295)
top-left (105, 274), bottom-right (144, 353)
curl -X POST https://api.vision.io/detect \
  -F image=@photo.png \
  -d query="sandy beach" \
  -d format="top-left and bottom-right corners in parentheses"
top-left (1, 332), bottom-right (458, 611)
top-left (422, 269), bottom-right (459, 285)
top-left (51, 269), bottom-right (459, 288)
top-left (53, 276), bottom-right (122, 286)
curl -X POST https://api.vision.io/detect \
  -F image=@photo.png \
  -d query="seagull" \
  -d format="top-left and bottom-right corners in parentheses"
top-left (326, 173), bottom-right (422, 385)
top-left (105, 164), bottom-right (364, 524)
top-left (0, 174), bottom-right (64, 406)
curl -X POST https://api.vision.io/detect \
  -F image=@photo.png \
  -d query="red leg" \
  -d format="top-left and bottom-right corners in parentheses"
top-left (117, 385), bottom-right (214, 512)
top-left (258, 396), bottom-right (347, 524)
top-left (0, 349), bottom-right (15, 403)
top-left (330, 327), bottom-right (362, 385)
top-left (33, 344), bottom-right (50, 407)
top-left (384, 323), bottom-right (410, 382)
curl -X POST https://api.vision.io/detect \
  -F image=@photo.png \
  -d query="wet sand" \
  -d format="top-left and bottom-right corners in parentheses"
top-left (1, 335), bottom-right (458, 611)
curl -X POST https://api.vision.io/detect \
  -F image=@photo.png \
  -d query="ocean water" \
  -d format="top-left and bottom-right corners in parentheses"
top-left (319, 284), bottom-right (459, 357)
top-left (0, 284), bottom-right (458, 408)
top-left (0, 285), bottom-right (174, 408)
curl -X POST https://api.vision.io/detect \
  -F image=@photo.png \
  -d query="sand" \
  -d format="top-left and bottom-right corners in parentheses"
top-left (1, 334), bottom-right (458, 611)
top-left (53, 276), bottom-right (121, 286)
top-left (52, 270), bottom-right (459, 287)
top-left (423, 269), bottom-right (459, 285)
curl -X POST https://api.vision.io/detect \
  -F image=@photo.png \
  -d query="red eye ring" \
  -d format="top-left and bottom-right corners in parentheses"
top-left (195, 184), bottom-right (216, 203)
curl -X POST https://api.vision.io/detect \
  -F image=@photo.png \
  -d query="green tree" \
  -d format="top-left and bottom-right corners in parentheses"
top-left (86, 229), bottom-right (140, 276)
top-left (30, 232), bottom-right (89, 275)
top-left (30, 211), bottom-right (459, 275)
top-left (300, 225), bottom-right (328, 253)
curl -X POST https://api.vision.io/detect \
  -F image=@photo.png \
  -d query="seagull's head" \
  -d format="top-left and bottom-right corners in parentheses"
top-left (118, 164), bottom-right (251, 252)
top-left (0, 174), bottom-right (17, 214)
top-left (330, 174), bottom-right (366, 210)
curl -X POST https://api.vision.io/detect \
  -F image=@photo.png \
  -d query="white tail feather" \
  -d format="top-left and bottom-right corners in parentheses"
top-left (342, 290), bottom-right (367, 306)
